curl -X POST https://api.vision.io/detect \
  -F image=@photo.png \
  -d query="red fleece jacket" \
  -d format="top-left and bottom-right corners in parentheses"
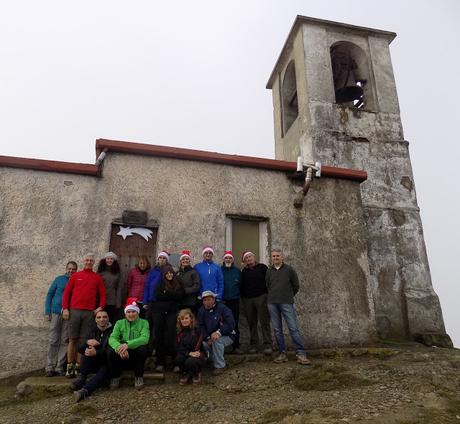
top-left (62, 269), bottom-right (106, 310)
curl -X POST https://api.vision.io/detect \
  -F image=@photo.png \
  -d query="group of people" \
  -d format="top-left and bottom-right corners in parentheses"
top-left (44, 246), bottom-right (311, 402)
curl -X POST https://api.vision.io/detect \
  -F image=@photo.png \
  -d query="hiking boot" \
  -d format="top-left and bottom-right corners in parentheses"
top-left (213, 367), bottom-right (225, 376)
top-left (65, 363), bottom-right (75, 378)
top-left (74, 363), bottom-right (80, 375)
top-left (56, 369), bottom-right (66, 377)
top-left (45, 370), bottom-right (56, 377)
top-left (263, 346), bottom-right (273, 355)
top-left (110, 377), bottom-right (121, 390)
top-left (73, 388), bottom-right (88, 403)
top-left (179, 374), bottom-right (190, 385)
top-left (70, 375), bottom-right (86, 391)
top-left (296, 354), bottom-right (312, 365)
top-left (134, 377), bottom-right (144, 390)
top-left (192, 373), bottom-right (202, 385)
top-left (155, 365), bottom-right (165, 373)
top-left (273, 352), bottom-right (288, 363)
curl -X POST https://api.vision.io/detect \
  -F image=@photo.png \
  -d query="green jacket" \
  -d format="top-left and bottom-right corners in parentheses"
top-left (108, 317), bottom-right (149, 350)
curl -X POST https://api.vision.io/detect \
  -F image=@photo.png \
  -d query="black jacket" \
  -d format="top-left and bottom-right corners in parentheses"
top-left (78, 324), bottom-right (113, 357)
top-left (152, 279), bottom-right (185, 314)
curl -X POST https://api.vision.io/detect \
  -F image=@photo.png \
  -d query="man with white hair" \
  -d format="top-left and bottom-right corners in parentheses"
top-left (62, 253), bottom-right (107, 378)
top-left (194, 246), bottom-right (224, 301)
top-left (265, 248), bottom-right (311, 365)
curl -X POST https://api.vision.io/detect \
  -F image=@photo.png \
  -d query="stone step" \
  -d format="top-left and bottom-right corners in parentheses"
top-left (15, 371), bottom-right (164, 401)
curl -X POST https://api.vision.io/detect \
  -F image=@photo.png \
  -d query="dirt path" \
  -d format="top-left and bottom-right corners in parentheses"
top-left (1, 346), bottom-right (459, 424)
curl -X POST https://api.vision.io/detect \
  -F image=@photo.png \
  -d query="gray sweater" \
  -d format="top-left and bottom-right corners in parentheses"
top-left (98, 271), bottom-right (121, 307)
top-left (265, 263), bottom-right (299, 304)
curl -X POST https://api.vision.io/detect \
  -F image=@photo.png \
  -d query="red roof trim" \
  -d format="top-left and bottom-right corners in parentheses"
top-left (0, 139), bottom-right (367, 182)
top-left (0, 155), bottom-right (99, 176)
top-left (96, 138), bottom-right (367, 182)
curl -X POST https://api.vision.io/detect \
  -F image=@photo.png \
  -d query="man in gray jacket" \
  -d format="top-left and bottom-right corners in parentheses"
top-left (265, 248), bottom-right (311, 365)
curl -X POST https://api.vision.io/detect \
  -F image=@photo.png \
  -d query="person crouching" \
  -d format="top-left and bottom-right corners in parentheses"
top-left (71, 310), bottom-right (113, 402)
top-left (175, 309), bottom-right (205, 385)
top-left (107, 298), bottom-right (149, 390)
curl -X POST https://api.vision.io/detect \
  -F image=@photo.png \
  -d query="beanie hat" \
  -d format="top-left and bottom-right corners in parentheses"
top-left (104, 251), bottom-right (118, 261)
top-left (180, 250), bottom-right (191, 261)
top-left (223, 250), bottom-right (234, 259)
top-left (202, 246), bottom-right (214, 256)
top-left (242, 251), bottom-right (254, 262)
top-left (124, 297), bottom-right (140, 314)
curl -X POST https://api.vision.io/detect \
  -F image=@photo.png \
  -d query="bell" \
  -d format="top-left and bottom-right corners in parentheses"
top-left (335, 85), bottom-right (363, 104)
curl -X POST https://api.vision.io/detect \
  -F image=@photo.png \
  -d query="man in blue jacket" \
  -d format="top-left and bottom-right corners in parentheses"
top-left (143, 250), bottom-right (169, 354)
top-left (44, 260), bottom-right (78, 377)
top-left (194, 246), bottom-right (224, 301)
top-left (198, 291), bottom-right (235, 375)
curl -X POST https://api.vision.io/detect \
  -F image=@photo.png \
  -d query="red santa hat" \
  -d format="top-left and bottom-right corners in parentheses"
top-left (124, 297), bottom-right (140, 314)
top-left (223, 250), bottom-right (234, 259)
top-left (180, 250), bottom-right (191, 261)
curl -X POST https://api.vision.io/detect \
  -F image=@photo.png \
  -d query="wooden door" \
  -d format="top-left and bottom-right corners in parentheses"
top-left (109, 224), bottom-right (158, 302)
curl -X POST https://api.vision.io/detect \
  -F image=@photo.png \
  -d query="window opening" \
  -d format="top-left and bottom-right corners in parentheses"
top-left (281, 60), bottom-right (299, 135)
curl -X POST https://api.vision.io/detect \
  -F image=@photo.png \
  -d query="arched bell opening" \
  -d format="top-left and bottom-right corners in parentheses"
top-left (281, 60), bottom-right (299, 136)
top-left (330, 41), bottom-right (374, 110)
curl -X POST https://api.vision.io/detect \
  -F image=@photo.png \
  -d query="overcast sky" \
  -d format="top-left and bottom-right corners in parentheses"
top-left (1, 1), bottom-right (458, 346)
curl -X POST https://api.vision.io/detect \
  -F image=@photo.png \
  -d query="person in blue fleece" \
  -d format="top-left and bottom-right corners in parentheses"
top-left (194, 246), bottom-right (224, 301)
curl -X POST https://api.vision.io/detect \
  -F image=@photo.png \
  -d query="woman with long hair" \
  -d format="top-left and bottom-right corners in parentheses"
top-left (177, 250), bottom-right (200, 315)
top-left (174, 308), bottom-right (205, 385)
top-left (97, 252), bottom-right (121, 323)
top-left (152, 265), bottom-right (184, 372)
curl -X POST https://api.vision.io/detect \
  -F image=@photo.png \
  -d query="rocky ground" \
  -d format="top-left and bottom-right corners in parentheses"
top-left (1, 344), bottom-right (459, 424)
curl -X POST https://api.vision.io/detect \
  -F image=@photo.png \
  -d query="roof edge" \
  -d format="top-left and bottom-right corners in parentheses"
top-left (0, 155), bottom-right (99, 177)
top-left (96, 138), bottom-right (367, 182)
top-left (266, 15), bottom-right (397, 89)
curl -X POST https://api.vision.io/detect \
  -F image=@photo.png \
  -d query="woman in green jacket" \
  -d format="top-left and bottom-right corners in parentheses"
top-left (108, 298), bottom-right (149, 390)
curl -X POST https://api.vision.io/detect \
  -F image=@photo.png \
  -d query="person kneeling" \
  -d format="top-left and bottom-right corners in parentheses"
top-left (107, 298), bottom-right (150, 390)
top-left (198, 291), bottom-right (235, 375)
top-left (175, 309), bottom-right (206, 385)
top-left (72, 309), bottom-right (113, 402)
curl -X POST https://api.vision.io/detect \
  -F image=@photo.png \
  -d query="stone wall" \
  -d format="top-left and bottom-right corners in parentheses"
top-left (0, 152), bottom-right (376, 370)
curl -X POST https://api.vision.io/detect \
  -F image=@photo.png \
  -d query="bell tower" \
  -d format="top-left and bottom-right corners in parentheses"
top-left (267, 16), bottom-right (450, 344)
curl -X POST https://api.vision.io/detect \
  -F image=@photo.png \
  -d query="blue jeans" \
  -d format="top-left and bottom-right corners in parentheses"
top-left (202, 335), bottom-right (233, 369)
top-left (267, 303), bottom-right (306, 355)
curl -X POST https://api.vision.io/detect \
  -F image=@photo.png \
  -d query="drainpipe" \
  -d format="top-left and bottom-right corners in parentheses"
top-left (294, 158), bottom-right (321, 208)
top-left (95, 147), bottom-right (108, 177)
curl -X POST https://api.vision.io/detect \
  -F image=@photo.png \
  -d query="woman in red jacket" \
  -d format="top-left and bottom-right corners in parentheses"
top-left (127, 256), bottom-right (151, 318)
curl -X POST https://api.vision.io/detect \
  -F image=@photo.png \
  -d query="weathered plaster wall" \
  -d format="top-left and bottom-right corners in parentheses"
top-left (0, 153), bottom-right (375, 371)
